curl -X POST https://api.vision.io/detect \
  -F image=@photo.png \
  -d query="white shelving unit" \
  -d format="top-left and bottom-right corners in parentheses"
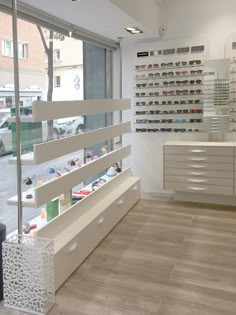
top-left (8, 98), bottom-right (141, 290)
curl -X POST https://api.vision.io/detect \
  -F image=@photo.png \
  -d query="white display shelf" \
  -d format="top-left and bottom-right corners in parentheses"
top-left (9, 99), bottom-right (130, 122)
top-left (7, 145), bottom-right (131, 208)
top-left (8, 122), bottom-right (130, 165)
top-left (7, 172), bottom-right (118, 238)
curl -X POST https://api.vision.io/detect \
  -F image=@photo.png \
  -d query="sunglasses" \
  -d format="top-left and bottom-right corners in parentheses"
top-left (190, 80), bottom-right (202, 85)
top-left (190, 119), bottom-right (202, 123)
top-left (148, 64), bottom-right (153, 69)
top-left (176, 80), bottom-right (188, 85)
top-left (136, 83), bottom-right (147, 88)
top-left (160, 128), bottom-right (172, 132)
top-left (190, 89), bottom-right (202, 94)
top-left (176, 71), bottom-right (188, 76)
top-left (135, 65), bottom-right (146, 70)
top-left (189, 60), bottom-right (201, 65)
top-left (135, 74), bottom-right (146, 79)
top-left (190, 70), bottom-right (203, 75)
top-left (136, 128), bottom-right (147, 132)
top-left (163, 90), bottom-right (175, 96)
top-left (175, 61), bottom-right (188, 66)
top-left (162, 72), bottom-right (174, 77)
top-left (136, 101), bottom-right (146, 106)
top-left (149, 92), bottom-right (159, 96)
top-left (153, 64), bottom-right (159, 68)
top-left (136, 119), bottom-right (147, 123)
top-left (175, 119), bottom-right (187, 123)
top-left (136, 92), bottom-right (146, 97)
top-left (148, 120), bottom-right (161, 123)
top-left (190, 109), bottom-right (202, 113)
top-left (161, 62), bottom-right (174, 67)
top-left (163, 81), bottom-right (175, 86)
top-left (162, 101), bottom-right (172, 105)
top-left (147, 129), bottom-right (159, 132)
top-left (176, 90), bottom-right (188, 95)
top-left (136, 111), bottom-right (148, 115)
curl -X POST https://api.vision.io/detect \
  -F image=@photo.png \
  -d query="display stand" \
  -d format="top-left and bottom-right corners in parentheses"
top-left (8, 98), bottom-right (141, 290)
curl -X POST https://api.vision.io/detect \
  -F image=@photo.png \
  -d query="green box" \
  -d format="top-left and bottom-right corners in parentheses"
top-left (46, 198), bottom-right (59, 222)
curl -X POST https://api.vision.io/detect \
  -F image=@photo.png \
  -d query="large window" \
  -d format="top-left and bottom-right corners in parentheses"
top-left (0, 10), bottom-right (114, 234)
top-left (2, 38), bottom-right (28, 59)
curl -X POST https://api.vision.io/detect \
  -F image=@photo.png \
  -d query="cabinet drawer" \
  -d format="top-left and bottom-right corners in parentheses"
top-left (165, 175), bottom-right (233, 186)
top-left (164, 182), bottom-right (233, 196)
top-left (165, 154), bottom-right (233, 164)
top-left (164, 168), bottom-right (233, 179)
top-left (54, 180), bottom-right (140, 289)
top-left (165, 161), bottom-right (233, 171)
top-left (165, 146), bottom-right (233, 156)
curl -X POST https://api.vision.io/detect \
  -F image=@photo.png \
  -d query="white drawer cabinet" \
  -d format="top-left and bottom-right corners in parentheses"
top-left (164, 142), bottom-right (235, 196)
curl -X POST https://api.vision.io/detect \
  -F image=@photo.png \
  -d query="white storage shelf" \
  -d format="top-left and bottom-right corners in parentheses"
top-left (9, 98), bottom-right (140, 291)
top-left (9, 122), bottom-right (131, 165)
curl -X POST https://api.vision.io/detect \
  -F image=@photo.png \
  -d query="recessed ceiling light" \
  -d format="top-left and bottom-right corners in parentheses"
top-left (125, 27), bottom-right (143, 34)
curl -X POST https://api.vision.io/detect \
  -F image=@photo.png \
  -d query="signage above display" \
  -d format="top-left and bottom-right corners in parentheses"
top-left (191, 45), bottom-right (204, 52)
top-left (137, 51), bottom-right (149, 57)
top-left (163, 48), bottom-right (175, 55)
top-left (177, 47), bottom-right (190, 54)
top-left (150, 50), bottom-right (162, 56)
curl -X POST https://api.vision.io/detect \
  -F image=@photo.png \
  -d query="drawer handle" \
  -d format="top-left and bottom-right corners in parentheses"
top-left (65, 242), bottom-right (78, 254)
top-left (188, 172), bottom-right (206, 176)
top-left (187, 178), bottom-right (207, 183)
top-left (189, 186), bottom-right (207, 191)
top-left (188, 157), bottom-right (207, 161)
top-left (188, 164), bottom-right (207, 169)
top-left (97, 217), bottom-right (104, 225)
top-left (132, 186), bottom-right (138, 191)
top-left (188, 149), bottom-right (207, 153)
top-left (118, 199), bottom-right (123, 205)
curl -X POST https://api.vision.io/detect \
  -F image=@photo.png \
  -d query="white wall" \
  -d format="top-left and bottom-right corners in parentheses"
top-left (122, 0), bottom-right (236, 196)
top-left (110, 0), bottom-right (160, 36)
top-left (161, 0), bottom-right (236, 60)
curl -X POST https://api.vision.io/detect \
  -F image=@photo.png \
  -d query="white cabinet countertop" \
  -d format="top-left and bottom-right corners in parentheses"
top-left (165, 141), bottom-right (236, 147)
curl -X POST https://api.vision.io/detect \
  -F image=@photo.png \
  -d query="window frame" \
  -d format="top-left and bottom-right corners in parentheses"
top-left (1, 37), bottom-right (28, 59)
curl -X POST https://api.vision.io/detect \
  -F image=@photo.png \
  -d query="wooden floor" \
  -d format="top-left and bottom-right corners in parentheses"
top-left (2, 199), bottom-right (236, 314)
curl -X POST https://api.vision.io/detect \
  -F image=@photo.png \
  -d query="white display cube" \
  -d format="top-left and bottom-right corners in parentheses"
top-left (2, 235), bottom-right (55, 315)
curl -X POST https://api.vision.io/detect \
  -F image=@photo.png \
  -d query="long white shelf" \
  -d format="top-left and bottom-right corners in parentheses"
top-left (36, 168), bottom-right (133, 239)
top-left (8, 122), bottom-right (131, 165)
top-left (7, 145), bottom-right (131, 208)
top-left (9, 99), bottom-right (130, 122)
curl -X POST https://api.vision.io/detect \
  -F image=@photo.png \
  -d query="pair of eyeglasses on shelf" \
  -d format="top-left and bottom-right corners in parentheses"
top-left (190, 119), bottom-right (203, 123)
top-left (175, 119), bottom-right (187, 123)
top-left (136, 92), bottom-right (146, 97)
top-left (190, 70), bottom-right (203, 75)
top-left (136, 83), bottom-right (147, 88)
top-left (148, 101), bottom-right (159, 105)
top-left (135, 74), bottom-right (146, 79)
top-left (135, 65), bottom-right (147, 70)
top-left (148, 120), bottom-right (161, 123)
top-left (174, 100), bottom-right (201, 104)
top-left (161, 62), bottom-right (174, 67)
top-left (148, 82), bottom-right (160, 87)
top-left (136, 101), bottom-right (146, 106)
top-left (174, 128), bottom-right (200, 132)
top-left (149, 92), bottom-right (159, 96)
top-left (162, 72), bottom-right (175, 77)
top-left (136, 119), bottom-right (148, 123)
top-left (149, 73), bottom-right (161, 78)
top-left (175, 71), bottom-right (189, 76)
top-left (189, 60), bottom-right (201, 65)
top-left (163, 90), bottom-right (175, 96)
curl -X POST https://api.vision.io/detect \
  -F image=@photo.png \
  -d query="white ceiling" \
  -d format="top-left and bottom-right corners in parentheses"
top-left (19, 0), bottom-right (161, 41)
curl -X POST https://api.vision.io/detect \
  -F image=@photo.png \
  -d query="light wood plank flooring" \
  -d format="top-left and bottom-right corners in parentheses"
top-left (1, 199), bottom-right (236, 314)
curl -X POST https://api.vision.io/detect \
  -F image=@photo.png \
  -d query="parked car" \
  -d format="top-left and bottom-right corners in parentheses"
top-left (53, 116), bottom-right (85, 138)
top-left (0, 109), bottom-right (12, 156)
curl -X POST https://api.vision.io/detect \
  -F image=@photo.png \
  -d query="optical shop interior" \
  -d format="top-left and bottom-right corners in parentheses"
top-left (1, 0), bottom-right (236, 314)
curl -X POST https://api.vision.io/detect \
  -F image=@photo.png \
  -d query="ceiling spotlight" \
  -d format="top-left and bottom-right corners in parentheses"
top-left (125, 27), bottom-right (143, 34)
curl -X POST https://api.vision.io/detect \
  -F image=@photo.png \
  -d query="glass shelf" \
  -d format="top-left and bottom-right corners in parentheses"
top-left (134, 64), bottom-right (204, 72)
